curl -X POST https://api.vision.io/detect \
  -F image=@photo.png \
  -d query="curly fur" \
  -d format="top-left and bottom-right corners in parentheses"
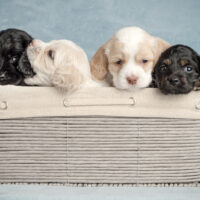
top-left (0, 28), bottom-right (35, 85)
top-left (154, 45), bottom-right (200, 94)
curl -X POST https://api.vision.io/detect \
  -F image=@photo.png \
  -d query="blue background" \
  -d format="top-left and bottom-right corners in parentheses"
top-left (0, 185), bottom-right (200, 200)
top-left (0, 0), bottom-right (200, 60)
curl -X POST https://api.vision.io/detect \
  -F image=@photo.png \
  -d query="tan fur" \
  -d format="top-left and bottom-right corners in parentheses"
top-left (90, 27), bottom-right (170, 85)
top-left (152, 37), bottom-right (171, 66)
top-left (52, 65), bottom-right (83, 91)
top-left (180, 59), bottom-right (189, 66)
top-left (108, 39), bottom-right (129, 74)
top-left (90, 37), bottom-right (130, 79)
top-left (90, 42), bottom-right (108, 80)
top-left (163, 59), bottom-right (171, 65)
top-left (109, 63), bottom-right (122, 74)
top-left (135, 41), bottom-right (154, 72)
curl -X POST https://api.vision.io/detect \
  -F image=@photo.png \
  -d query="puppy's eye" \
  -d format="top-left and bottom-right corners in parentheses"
top-left (48, 50), bottom-right (54, 60)
top-left (160, 64), bottom-right (168, 72)
top-left (10, 56), bottom-right (18, 64)
top-left (184, 65), bottom-right (193, 73)
top-left (115, 60), bottom-right (122, 65)
top-left (142, 59), bottom-right (148, 64)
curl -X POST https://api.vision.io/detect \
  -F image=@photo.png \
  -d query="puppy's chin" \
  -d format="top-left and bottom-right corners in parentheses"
top-left (159, 82), bottom-right (193, 94)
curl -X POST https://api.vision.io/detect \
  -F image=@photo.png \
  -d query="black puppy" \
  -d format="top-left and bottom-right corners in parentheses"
top-left (153, 45), bottom-right (200, 94)
top-left (0, 28), bottom-right (35, 85)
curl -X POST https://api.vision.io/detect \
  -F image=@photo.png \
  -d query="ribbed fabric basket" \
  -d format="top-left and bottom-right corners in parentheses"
top-left (0, 86), bottom-right (200, 186)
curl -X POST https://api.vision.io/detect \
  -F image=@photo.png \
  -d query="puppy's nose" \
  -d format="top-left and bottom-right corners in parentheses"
top-left (168, 77), bottom-right (180, 86)
top-left (126, 75), bottom-right (138, 85)
top-left (30, 40), bottom-right (36, 47)
top-left (30, 39), bottom-right (44, 47)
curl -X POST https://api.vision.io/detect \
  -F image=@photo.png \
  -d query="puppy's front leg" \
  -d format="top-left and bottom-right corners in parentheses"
top-left (52, 66), bottom-right (83, 92)
top-left (24, 76), bottom-right (41, 86)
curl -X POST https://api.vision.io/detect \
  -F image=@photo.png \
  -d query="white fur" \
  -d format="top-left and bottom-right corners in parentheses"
top-left (109, 27), bottom-right (152, 90)
top-left (25, 39), bottom-right (101, 91)
top-left (91, 26), bottom-right (170, 91)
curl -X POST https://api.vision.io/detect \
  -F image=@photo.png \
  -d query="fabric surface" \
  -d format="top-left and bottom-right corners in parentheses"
top-left (0, 0), bottom-right (199, 60)
top-left (0, 116), bottom-right (200, 185)
top-left (1, 86), bottom-right (200, 119)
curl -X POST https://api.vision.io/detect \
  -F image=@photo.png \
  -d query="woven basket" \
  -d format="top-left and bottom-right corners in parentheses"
top-left (0, 86), bottom-right (200, 186)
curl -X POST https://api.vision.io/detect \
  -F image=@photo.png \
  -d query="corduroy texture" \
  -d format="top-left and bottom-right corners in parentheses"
top-left (0, 116), bottom-right (200, 185)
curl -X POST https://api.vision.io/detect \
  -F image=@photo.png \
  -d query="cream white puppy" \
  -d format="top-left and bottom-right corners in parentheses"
top-left (90, 27), bottom-right (170, 91)
top-left (25, 39), bottom-right (99, 91)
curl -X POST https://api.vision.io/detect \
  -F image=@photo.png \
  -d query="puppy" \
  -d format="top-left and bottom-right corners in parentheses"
top-left (154, 45), bottom-right (200, 94)
top-left (24, 39), bottom-right (99, 91)
top-left (0, 28), bottom-right (35, 85)
top-left (90, 27), bottom-right (170, 90)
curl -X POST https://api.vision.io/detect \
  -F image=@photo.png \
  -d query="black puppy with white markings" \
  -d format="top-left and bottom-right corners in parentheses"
top-left (153, 45), bottom-right (200, 94)
top-left (0, 28), bottom-right (35, 85)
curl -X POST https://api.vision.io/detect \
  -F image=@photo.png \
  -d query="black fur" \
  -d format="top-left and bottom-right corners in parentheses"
top-left (0, 28), bottom-right (35, 85)
top-left (153, 45), bottom-right (200, 94)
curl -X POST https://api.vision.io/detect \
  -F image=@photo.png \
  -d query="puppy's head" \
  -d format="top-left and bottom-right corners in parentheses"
top-left (25, 39), bottom-right (86, 89)
top-left (154, 45), bottom-right (200, 94)
top-left (90, 27), bottom-right (170, 90)
top-left (26, 39), bottom-right (58, 76)
top-left (0, 28), bottom-right (34, 85)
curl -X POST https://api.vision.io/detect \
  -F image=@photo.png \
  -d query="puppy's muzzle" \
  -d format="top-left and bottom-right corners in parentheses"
top-left (30, 39), bottom-right (45, 48)
top-left (28, 39), bottom-right (45, 54)
top-left (167, 76), bottom-right (181, 86)
top-left (126, 75), bottom-right (138, 85)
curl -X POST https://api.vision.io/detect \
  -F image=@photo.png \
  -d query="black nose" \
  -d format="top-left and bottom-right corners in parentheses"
top-left (168, 76), bottom-right (180, 86)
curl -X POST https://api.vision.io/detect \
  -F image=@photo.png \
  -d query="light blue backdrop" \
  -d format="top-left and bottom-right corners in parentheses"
top-left (0, 0), bottom-right (199, 60)
top-left (0, 185), bottom-right (200, 200)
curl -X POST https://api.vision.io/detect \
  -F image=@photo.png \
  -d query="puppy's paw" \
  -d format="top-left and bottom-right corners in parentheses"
top-left (52, 76), bottom-right (78, 92)
top-left (24, 78), bottom-right (33, 85)
top-left (52, 67), bottom-right (83, 92)
top-left (24, 77), bottom-right (36, 85)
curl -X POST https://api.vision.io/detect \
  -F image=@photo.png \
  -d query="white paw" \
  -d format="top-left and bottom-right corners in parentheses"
top-left (24, 78), bottom-right (35, 85)
top-left (52, 76), bottom-right (79, 92)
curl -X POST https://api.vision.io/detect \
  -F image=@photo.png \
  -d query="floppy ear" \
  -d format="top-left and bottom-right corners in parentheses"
top-left (198, 55), bottom-right (200, 69)
top-left (192, 55), bottom-right (200, 91)
top-left (52, 66), bottom-right (83, 92)
top-left (17, 51), bottom-right (35, 77)
top-left (152, 37), bottom-right (171, 65)
top-left (90, 42), bottom-right (109, 81)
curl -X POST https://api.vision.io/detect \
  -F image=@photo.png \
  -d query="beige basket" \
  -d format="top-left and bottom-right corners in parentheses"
top-left (0, 86), bottom-right (200, 186)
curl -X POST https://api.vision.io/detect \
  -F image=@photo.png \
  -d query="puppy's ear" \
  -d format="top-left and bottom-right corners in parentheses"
top-left (90, 42), bottom-right (109, 81)
top-left (18, 51), bottom-right (35, 78)
top-left (52, 66), bottom-right (83, 92)
top-left (152, 37), bottom-right (171, 65)
top-left (191, 55), bottom-right (200, 91)
top-left (198, 55), bottom-right (200, 68)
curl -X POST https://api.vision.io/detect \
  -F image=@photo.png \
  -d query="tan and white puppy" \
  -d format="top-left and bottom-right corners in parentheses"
top-left (90, 27), bottom-right (170, 90)
top-left (25, 39), bottom-right (99, 91)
